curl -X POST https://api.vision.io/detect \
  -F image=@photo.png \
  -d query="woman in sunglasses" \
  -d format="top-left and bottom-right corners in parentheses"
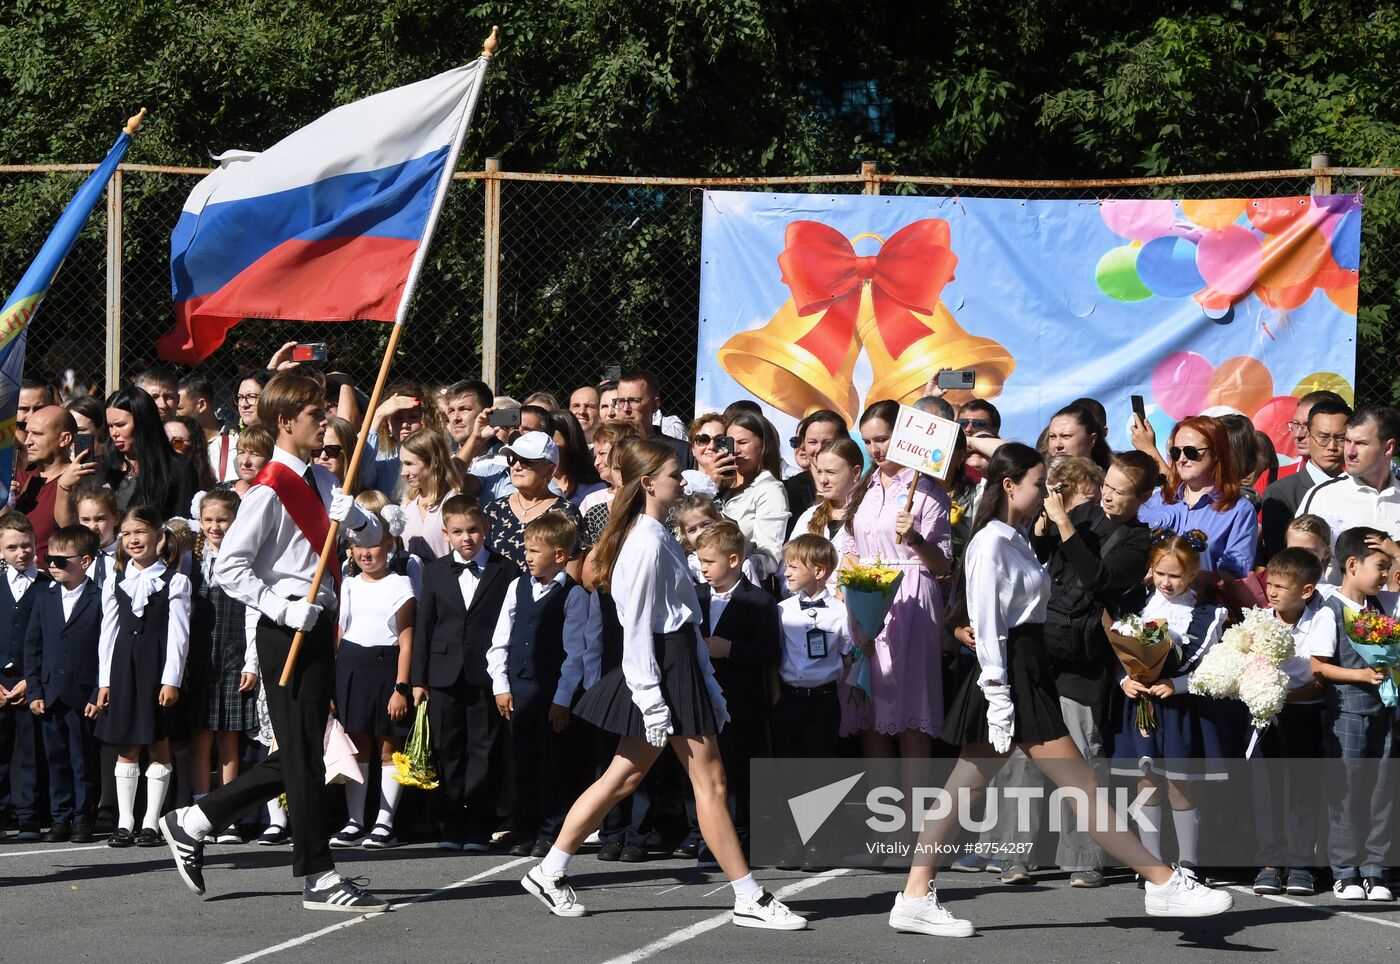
top-left (684, 413), bottom-right (731, 496)
top-left (1137, 415), bottom-right (1258, 578)
top-left (164, 416), bottom-right (216, 493)
top-left (313, 417), bottom-right (354, 485)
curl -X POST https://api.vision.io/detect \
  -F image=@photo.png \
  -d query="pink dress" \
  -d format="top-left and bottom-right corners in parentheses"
top-left (838, 467), bottom-right (952, 738)
top-left (400, 493), bottom-right (452, 561)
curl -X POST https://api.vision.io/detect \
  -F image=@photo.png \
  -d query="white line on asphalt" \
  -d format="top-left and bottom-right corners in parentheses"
top-left (702, 883), bottom-right (730, 897)
top-left (0, 844), bottom-right (107, 858)
top-left (220, 856), bottom-right (535, 964)
top-left (599, 869), bottom-right (852, 964)
top-left (1228, 886), bottom-right (1400, 930)
top-left (656, 884), bottom-right (684, 895)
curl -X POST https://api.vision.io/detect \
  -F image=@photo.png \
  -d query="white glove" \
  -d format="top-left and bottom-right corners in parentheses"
top-left (983, 684), bottom-right (1014, 754)
top-left (642, 702), bottom-right (674, 748)
top-left (328, 487), bottom-right (362, 526)
top-left (704, 676), bottom-right (730, 733)
top-left (280, 599), bottom-right (323, 633)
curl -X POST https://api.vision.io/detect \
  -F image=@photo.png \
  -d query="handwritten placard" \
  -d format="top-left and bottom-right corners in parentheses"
top-left (886, 404), bottom-right (961, 480)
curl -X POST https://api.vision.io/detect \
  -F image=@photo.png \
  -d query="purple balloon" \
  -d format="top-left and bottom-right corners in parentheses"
top-left (1137, 236), bottom-right (1205, 298)
top-left (1331, 210), bottom-right (1361, 271)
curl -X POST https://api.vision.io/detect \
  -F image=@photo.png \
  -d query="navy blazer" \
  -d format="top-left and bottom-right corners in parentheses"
top-left (0, 570), bottom-right (43, 676)
top-left (23, 578), bottom-right (102, 711)
top-left (696, 576), bottom-right (780, 720)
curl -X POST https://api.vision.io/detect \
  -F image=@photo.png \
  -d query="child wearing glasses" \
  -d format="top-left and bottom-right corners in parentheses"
top-left (23, 524), bottom-right (103, 843)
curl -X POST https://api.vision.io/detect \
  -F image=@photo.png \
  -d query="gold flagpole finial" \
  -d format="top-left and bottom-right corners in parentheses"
top-left (124, 107), bottom-right (148, 136)
top-left (481, 25), bottom-right (499, 58)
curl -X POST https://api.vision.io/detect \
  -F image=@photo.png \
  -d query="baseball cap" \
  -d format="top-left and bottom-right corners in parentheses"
top-left (501, 431), bottom-right (560, 466)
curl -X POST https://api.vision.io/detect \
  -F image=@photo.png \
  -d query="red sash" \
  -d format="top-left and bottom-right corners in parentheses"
top-left (252, 461), bottom-right (337, 588)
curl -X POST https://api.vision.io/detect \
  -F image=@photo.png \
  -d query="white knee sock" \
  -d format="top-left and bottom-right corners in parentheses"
top-left (342, 763), bottom-right (370, 830)
top-left (143, 763), bottom-right (173, 831)
top-left (730, 872), bottom-right (761, 902)
top-left (267, 799), bottom-right (288, 829)
top-left (1171, 806), bottom-right (1200, 869)
top-left (1136, 803), bottom-right (1163, 862)
top-left (115, 762), bottom-right (141, 832)
top-left (374, 766), bottom-right (403, 830)
top-left (540, 845), bottom-right (572, 877)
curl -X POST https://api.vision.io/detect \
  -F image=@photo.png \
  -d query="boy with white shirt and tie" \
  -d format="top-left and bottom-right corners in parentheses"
top-left (771, 534), bottom-right (850, 760)
top-left (0, 513), bottom-right (43, 842)
top-left (411, 494), bottom-right (519, 851)
top-left (160, 373), bottom-right (387, 913)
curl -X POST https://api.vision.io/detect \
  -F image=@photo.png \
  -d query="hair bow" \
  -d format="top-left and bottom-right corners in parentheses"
top-left (379, 504), bottom-right (407, 538)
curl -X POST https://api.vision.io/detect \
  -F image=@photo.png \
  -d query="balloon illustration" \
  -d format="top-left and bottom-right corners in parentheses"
top-left (1247, 197), bottom-right (1313, 235)
top-left (1257, 224), bottom-right (1329, 289)
top-left (1205, 356), bottom-right (1272, 415)
top-left (1100, 199), bottom-right (1177, 241)
top-left (1182, 198), bottom-right (1247, 230)
top-left (1331, 210), bottom-right (1361, 271)
top-left (1196, 225), bottom-right (1262, 296)
top-left (1137, 235), bottom-right (1204, 297)
top-left (1252, 395), bottom-right (1303, 461)
top-left (1095, 244), bottom-right (1152, 301)
top-left (1151, 352), bottom-right (1213, 421)
top-left (1293, 371), bottom-right (1355, 407)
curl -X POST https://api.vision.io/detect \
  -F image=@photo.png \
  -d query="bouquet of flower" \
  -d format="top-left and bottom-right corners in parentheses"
top-left (1343, 608), bottom-right (1400, 707)
top-left (1106, 613), bottom-right (1176, 732)
top-left (1190, 607), bottom-right (1294, 727)
top-left (392, 701), bottom-right (440, 790)
top-left (837, 562), bottom-right (902, 707)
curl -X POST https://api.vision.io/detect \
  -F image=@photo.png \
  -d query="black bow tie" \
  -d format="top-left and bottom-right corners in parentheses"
top-left (451, 559), bottom-right (481, 576)
top-left (800, 599), bottom-right (826, 610)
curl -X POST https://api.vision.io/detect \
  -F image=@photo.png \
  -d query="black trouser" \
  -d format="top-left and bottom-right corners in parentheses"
top-left (0, 670), bottom-right (40, 824)
top-left (508, 685), bottom-right (567, 843)
top-left (40, 702), bottom-right (98, 825)
top-left (200, 615), bottom-right (334, 877)
top-left (428, 678), bottom-right (501, 841)
top-left (1253, 701), bottom-right (1325, 867)
top-left (771, 683), bottom-right (841, 758)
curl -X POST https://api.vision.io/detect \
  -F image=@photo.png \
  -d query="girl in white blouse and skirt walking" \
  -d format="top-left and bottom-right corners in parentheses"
top-left (521, 438), bottom-right (806, 931)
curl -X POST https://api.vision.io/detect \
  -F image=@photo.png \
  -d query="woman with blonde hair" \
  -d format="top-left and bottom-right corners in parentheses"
top-left (398, 428), bottom-right (458, 561)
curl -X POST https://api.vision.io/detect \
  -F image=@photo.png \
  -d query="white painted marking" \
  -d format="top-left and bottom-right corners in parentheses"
top-left (0, 844), bottom-right (107, 858)
top-left (1228, 885), bottom-right (1400, 931)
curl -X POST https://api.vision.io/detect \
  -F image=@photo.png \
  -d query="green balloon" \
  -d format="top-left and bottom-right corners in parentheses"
top-left (1095, 245), bottom-right (1152, 302)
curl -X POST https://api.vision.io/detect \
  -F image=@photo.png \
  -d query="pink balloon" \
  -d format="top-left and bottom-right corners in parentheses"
top-left (1101, 199), bottom-right (1177, 241)
top-left (1253, 395), bottom-right (1301, 460)
top-left (1152, 351), bottom-right (1213, 421)
top-left (1196, 225), bottom-right (1262, 296)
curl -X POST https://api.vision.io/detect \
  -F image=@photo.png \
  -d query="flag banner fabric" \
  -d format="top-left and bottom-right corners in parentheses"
top-left (159, 59), bottom-right (490, 364)
top-left (0, 130), bottom-right (132, 501)
top-left (696, 191), bottom-right (1360, 462)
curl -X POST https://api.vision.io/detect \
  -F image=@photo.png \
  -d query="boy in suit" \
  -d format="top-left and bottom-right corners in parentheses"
top-left (411, 494), bottom-right (519, 851)
top-left (488, 511), bottom-right (589, 858)
top-left (24, 525), bottom-right (102, 842)
top-left (0, 512), bottom-right (43, 841)
top-left (686, 521), bottom-right (778, 864)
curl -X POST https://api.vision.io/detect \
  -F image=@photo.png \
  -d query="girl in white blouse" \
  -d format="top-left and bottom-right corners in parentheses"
top-left (521, 438), bottom-right (806, 932)
top-left (890, 444), bottom-right (1232, 938)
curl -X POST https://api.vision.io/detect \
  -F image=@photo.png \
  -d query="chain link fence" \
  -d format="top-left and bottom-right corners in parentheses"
top-left (0, 163), bottom-right (1394, 416)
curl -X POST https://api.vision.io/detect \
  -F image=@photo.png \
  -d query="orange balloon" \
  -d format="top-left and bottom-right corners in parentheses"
top-left (1193, 287), bottom-right (1235, 312)
top-left (1206, 356), bottom-right (1273, 413)
top-left (1326, 285), bottom-right (1358, 314)
top-left (1182, 198), bottom-right (1247, 230)
top-left (1254, 282), bottom-right (1314, 310)
top-left (1313, 250), bottom-right (1359, 291)
top-left (1257, 224), bottom-right (1329, 288)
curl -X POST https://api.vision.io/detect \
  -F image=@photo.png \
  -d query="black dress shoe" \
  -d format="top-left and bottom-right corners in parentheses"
top-left (44, 822), bottom-right (72, 843)
top-left (15, 822), bottom-right (41, 843)
top-left (597, 841), bottom-right (623, 862)
top-left (531, 838), bottom-right (553, 859)
top-left (70, 822), bottom-right (93, 844)
top-left (509, 840), bottom-right (534, 857)
top-left (108, 827), bottom-right (134, 848)
top-left (672, 843), bottom-right (699, 860)
top-left (619, 844), bottom-right (648, 863)
top-left (93, 811), bottom-right (116, 836)
top-left (135, 827), bottom-right (163, 847)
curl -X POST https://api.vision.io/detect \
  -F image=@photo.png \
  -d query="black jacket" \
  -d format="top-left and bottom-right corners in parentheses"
top-left (412, 550), bottom-right (520, 689)
top-left (24, 579), bottom-right (102, 710)
top-left (696, 576), bottom-right (780, 722)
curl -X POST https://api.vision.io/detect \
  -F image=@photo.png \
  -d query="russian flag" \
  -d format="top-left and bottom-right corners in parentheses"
top-left (159, 59), bottom-right (489, 364)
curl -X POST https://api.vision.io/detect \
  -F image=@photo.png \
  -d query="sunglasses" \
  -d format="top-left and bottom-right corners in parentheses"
top-left (506, 453), bottom-right (548, 468)
top-left (1169, 445), bottom-right (1211, 462)
top-left (46, 554), bottom-right (73, 569)
top-left (168, 436), bottom-right (191, 452)
top-left (311, 444), bottom-right (343, 459)
top-left (691, 433), bottom-right (717, 446)
top-left (957, 418), bottom-right (992, 432)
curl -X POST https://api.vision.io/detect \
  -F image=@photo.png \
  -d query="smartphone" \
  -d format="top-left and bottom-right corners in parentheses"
top-left (603, 364), bottom-right (622, 382)
top-left (74, 433), bottom-right (94, 459)
top-left (488, 407), bottom-right (522, 429)
top-left (714, 435), bottom-right (735, 457)
top-left (1131, 394), bottom-right (1147, 423)
top-left (292, 342), bottom-right (328, 363)
top-left (937, 369), bottom-right (976, 391)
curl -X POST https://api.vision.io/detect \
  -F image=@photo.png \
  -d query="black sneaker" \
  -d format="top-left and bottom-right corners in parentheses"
top-left (302, 876), bottom-right (390, 913)
top-left (619, 844), bottom-right (648, 863)
top-left (531, 838), bottom-right (552, 859)
top-left (44, 821), bottom-right (72, 843)
top-left (108, 827), bottom-right (134, 848)
top-left (135, 827), bottom-right (163, 847)
top-left (1253, 867), bottom-right (1285, 895)
top-left (597, 841), bottom-right (623, 862)
top-left (159, 810), bottom-right (206, 896)
top-left (70, 821), bottom-right (93, 844)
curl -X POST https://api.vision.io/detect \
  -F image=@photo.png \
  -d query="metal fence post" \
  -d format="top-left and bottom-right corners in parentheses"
top-left (1310, 152), bottom-right (1331, 196)
top-left (862, 160), bottom-right (880, 195)
top-left (104, 166), bottom-right (124, 394)
top-left (482, 157), bottom-right (502, 389)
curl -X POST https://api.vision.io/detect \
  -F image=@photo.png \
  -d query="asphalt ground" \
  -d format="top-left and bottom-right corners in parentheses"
top-left (6, 837), bottom-right (1400, 963)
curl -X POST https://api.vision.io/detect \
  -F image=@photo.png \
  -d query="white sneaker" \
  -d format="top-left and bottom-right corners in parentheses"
top-left (521, 865), bottom-right (586, 917)
top-left (583, 830), bottom-right (602, 846)
top-left (733, 889), bottom-right (808, 930)
top-left (1145, 867), bottom-right (1234, 917)
top-left (888, 886), bottom-right (975, 937)
top-left (1333, 878), bottom-right (1366, 901)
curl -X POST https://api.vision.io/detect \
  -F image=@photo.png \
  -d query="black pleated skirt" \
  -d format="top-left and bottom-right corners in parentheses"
top-left (335, 642), bottom-right (411, 738)
top-left (944, 622), bottom-right (1070, 747)
top-left (574, 630), bottom-right (718, 738)
top-left (96, 632), bottom-right (187, 746)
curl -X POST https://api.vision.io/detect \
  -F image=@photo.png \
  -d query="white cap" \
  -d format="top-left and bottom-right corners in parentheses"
top-left (502, 431), bottom-right (559, 466)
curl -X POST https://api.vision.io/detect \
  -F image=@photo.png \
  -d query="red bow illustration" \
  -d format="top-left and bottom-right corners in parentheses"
top-left (778, 219), bottom-right (958, 374)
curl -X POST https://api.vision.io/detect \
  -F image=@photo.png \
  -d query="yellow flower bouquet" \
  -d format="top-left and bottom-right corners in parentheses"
top-left (838, 561), bottom-right (904, 640)
top-left (393, 701), bottom-right (440, 790)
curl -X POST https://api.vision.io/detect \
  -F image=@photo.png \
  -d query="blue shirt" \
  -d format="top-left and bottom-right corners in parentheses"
top-left (1138, 486), bottom-right (1258, 578)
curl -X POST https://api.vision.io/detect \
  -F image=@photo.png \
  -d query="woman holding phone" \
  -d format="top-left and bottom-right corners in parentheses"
top-left (713, 410), bottom-right (789, 576)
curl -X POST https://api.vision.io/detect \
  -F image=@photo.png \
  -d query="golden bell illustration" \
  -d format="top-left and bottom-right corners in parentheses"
top-left (857, 286), bottom-right (1015, 409)
top-left (717, 297), bottom-right (862, 426)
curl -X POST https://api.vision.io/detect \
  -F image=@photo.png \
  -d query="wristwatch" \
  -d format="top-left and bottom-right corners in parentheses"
top-left (394, 682), bottom-right (412, 698)
top-left (906, 529), bottom-right (925, 548)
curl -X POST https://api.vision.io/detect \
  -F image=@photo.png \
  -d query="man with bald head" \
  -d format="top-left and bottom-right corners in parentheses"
top-left (13, 406), bottom-right (90, 558)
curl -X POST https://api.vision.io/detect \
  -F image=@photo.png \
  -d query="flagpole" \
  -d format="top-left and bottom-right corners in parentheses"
top-left (279, 26), bottom-right (499, 687)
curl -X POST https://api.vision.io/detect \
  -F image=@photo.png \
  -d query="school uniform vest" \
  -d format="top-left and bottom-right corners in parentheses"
top-left (1174, 605), bottom-right (1224, 677)
top-left (1325, 595), bottom-right (1386, 716)
top-left (506, 575), bottom-right (575, 688)
top-left (0, 574), bottom-right (40, 674)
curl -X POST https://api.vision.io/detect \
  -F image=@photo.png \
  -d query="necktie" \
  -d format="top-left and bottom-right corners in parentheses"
top-left (302, 466), bottom-right (319, 494)
top-left (451, 559), bottom-right (480, 576)
top-left (800, 598), bottom-right (826, 610)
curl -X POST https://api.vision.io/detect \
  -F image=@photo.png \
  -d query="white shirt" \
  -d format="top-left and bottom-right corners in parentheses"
top-left (452, 547), bottom-right (491, 611)
top-left (486, 572), bottom-right (590, 706)
top-left (85, 547), bottom-right (116, 588)
top-left (202, 549), bottom-right (260, 677)
top-left (777, 589), bottom-right (850, 686)
top-left (1298, 473), bottom-right (1400, 583)
top-left (613, 514), bottom-right (718, 713)
top-left (338, 572), bottom-right (415, 648)
top-left (1141, 589), bottom-right (1225, 692)
top-left (706, 580), bottom-right (742, 631)
top-left (965, 519), bottom-right (1050, 687)
top-left (720, 470), bottom-right (791, 573)
top-left (215, 446), bottom-right (382, 620)
top-left (98, 560), bottom-right (192, 688)
top-left (59, 582), bottom-right (86, 622)
top-left (6, 563), bottom-right (36, 601)
top-left (1270, 597), bottom-right (1336, 701)
top-left (207, 431), bottom-right (240, 483)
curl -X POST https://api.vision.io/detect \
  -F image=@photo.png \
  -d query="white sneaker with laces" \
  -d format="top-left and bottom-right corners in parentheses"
top-left (732, 889), bottom-right (807, 930)
top-left (521, 865), bottom-right (586, 917)
top-left (1333, 878), bottom-right (1366, 901)
top-left (888, 886), bottom-right (975, 937)
top-left (1144, 867), bottom-right (1234, 917)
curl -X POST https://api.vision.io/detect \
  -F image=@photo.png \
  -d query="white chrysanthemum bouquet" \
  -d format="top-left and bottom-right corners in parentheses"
top-left (1190, 608), bottom-right (1294, 727)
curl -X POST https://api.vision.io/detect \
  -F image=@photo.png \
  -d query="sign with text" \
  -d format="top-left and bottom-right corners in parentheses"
top-left (886, 404), bottom-right (959, 480)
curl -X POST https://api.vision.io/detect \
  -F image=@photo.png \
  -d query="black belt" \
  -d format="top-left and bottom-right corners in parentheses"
top-left (781, 681), bottom-right (837, 697)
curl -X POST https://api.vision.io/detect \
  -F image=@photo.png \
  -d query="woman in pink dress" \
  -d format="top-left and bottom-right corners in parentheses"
top-left (839, 400), bottom-right (953, 756)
